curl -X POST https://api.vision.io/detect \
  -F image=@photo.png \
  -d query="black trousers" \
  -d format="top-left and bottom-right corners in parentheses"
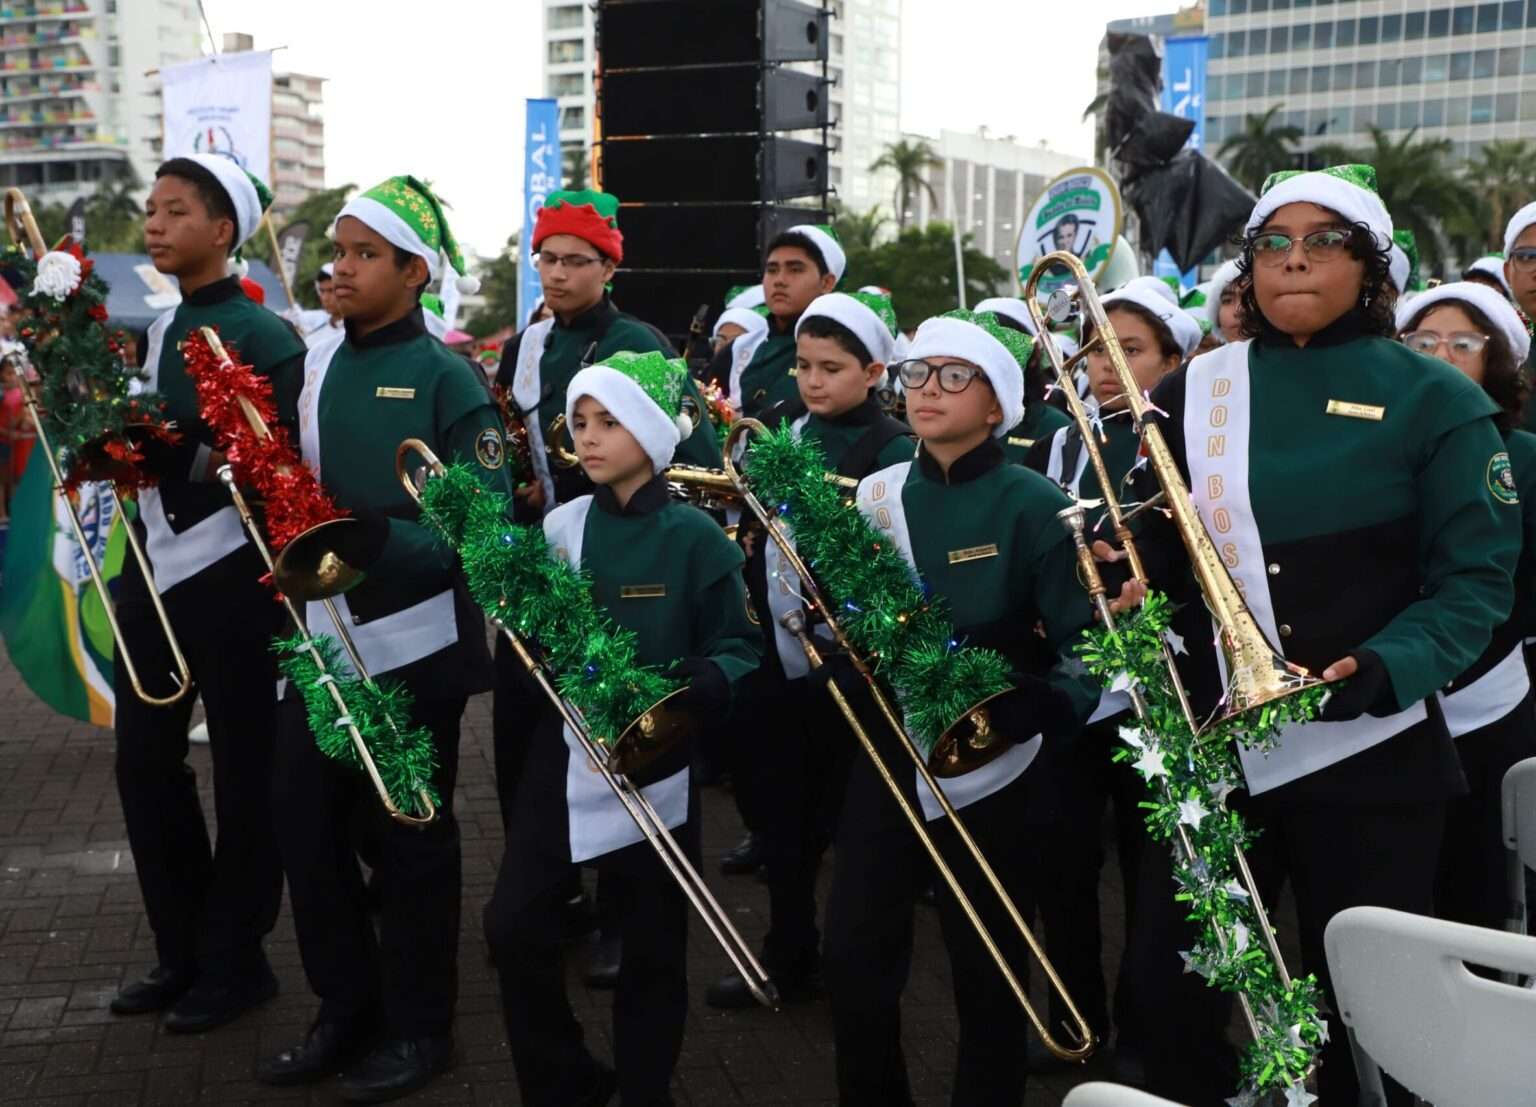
top-left (1026, 712), bottom-right (1146, 1045)
top-left (1130, 795), bottom-right (1446, 1106)
top-left (1437, 693), bottom-right (1536, 931)
top-left (274, 690), bottom-right (465, 1039)
top-left (823, 742), bottom-right (1051, 1107)
top-left (113, 548), bottom-right (282, 981)
top-left (485, 791), bottom-right (698, 1107)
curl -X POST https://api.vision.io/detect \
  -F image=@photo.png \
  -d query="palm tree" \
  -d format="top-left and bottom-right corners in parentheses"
top-left (1218, 105), bottom-right (1302, 194)
top-left (1314, 127), bottom-right (1479, 272)
top-left (563, 146), bottom-right (590, 190)
top-left (832, 204), bottom-right (890, 253)
top-left (868, 139), bottom-right (941, 231)
top-left (1464, 140), bottom-right (1536, 247)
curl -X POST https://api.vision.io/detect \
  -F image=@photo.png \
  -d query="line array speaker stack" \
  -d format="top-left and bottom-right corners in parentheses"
top-left (595, 0), bottom-right (830, 339)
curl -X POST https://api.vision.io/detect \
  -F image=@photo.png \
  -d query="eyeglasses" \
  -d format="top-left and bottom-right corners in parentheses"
top-left (1248, 228), bottom-right (1354, 268)
top-left (1509, 248), bottom-right (1536, 272)
top-left (536, 251), bottom-right (603, 271)
top-left (1400, 330), bottom-right (1490, 359)
top-left (895, 358), bottom-right (985, 394)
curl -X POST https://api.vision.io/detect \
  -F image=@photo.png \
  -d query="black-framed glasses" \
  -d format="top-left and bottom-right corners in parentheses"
top-left (536, 251), bottom-right (603, 270)
top-left (1400, 330), bottom-right (1490, 359)
top-left (1509, 248), bottom-right (1536, 272)
top-left (895, 358), bottom-right (985, 394)
top-left (1248, 228), bottom-right (1354, 267)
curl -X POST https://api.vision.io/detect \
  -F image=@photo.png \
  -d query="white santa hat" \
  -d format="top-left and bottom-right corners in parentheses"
top-left (1465, 255), bottom-right (1512, 296)
top-left (796, 291), bottom-right (897, 365)
top-left (566, 350), bottom-right (694, 475)
top-left (1395, 280), bottom-right (1531, 364)
top-left (179, 153), bottom-right (267, 253)
top-left (973, 295), bottom-right (1080, 361)
top-left (907, 314), bottom-right (1026, 437)
top-left (785, 224), bottom-right (847, 284)
top-left (1099, 276), bottom-right (1204, 358)
top-left (1504, 201), bottom-right (1536, 257)
top-left (726, 284), bottom-right (765, 311)
top-left (712, 307), bottom-right (768, 342)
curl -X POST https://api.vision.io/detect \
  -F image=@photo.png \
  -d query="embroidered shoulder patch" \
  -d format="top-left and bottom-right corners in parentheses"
top-left (1488, 451), bottom-right (1519, 505)
top-left (475, 427), bottom-right (506, 470)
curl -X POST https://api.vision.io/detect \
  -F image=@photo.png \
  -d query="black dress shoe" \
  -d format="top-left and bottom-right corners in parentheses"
top-left (705, 965), bottom-right (820, 1010)
top-left (560, 889), bottom-right (598, 943)
top-left (110, 965), bottom-right (195, 1016)
top-left (162, 962), bottom-right (277, 1034)
top-left (584, 933), bottom-right (622, 989)
top-left (256, 1015), bottom-right (377, 1086)
top-left (336, 1035), bottom-right (452, 1103)
top-left (720, 832), bottom-right (764, 875)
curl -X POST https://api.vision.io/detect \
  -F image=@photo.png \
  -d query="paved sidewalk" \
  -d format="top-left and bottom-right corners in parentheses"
top-left (0, 646), bottom-right (1151, 1106)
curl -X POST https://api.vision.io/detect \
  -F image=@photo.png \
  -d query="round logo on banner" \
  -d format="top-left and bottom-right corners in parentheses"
top-left (1017, 167), bottom-right (1124, 297)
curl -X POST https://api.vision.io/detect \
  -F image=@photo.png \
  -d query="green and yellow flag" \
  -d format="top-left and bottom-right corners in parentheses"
top-left (0, 451), bottom-right (122, 725)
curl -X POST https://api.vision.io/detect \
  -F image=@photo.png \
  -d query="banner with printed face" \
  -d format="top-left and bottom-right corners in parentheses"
top-left (1017, 167), bottom-right (1124, 298)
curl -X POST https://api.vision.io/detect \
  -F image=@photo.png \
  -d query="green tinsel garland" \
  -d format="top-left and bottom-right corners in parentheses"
top-left (417, 465), bottom-right (678, 744)
top-left (741, 426), bottom-right (1013, 754)
top-left (1079, 592), bottom-right (1329, 1101)
top-left (274, 632), bottom-right (440, 814)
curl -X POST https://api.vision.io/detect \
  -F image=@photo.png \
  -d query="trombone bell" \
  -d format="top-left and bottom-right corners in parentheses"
top-left (929, 687), bottom-right (1020, 778)
top-left (605, 686), bottom-right (694, 778)
top-left (271, 518), bottom-right (367, 601)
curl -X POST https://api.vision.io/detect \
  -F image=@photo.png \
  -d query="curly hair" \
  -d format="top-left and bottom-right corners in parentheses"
top-left (1402, 298), bottom-right (1530, 435)
top-left (1236, 221), bottom-right (1399, 342)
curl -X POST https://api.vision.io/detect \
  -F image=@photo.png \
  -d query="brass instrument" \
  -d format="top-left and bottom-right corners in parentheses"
top-left (723, 417), bottom-right (1095, 1062)
top-left (197, 328), bottom-right (434, 827)
top-left (395, 437), bottom-right (779, 1008)
top-left (3, 187), bottom-right (191, 706)
top-left (1023, 250), bottom-right (1314, 1051)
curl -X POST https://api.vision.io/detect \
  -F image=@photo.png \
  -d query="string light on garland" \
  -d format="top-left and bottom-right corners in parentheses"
top-left (416, 464), bottom-right (678, 744)
top-left (1078, 591), bottom-right (1328, 1099)
top-left (739, 426), bottom-right (1011, 755)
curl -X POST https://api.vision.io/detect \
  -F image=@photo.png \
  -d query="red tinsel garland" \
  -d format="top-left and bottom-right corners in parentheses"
top-left (180, 327), bottom-right (346, 549)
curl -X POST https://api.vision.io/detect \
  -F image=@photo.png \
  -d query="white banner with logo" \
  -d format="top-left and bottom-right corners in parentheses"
top-left (160, 51), bottom-right (274, 184)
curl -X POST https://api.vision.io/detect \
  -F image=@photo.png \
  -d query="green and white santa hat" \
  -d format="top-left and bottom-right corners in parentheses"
top-left (1389, 228), bottom-right (1425, 295)
top-left (786, 223), bottom-right (846, 284)
top-left (974, 296), bottom-right (1081, 360)
top-left (1247, 164), bottom-right (1393, 249)
top-left (795, 290), bottom-right (898, 364)
top-left (725, 283), bottom-right (765, 311)
top-left (178, 153), bottom-right (272, 256)
top-left (712, 306), bottom-right (769, 341)
top-left (908, 310), bottom-right (1031, 436)
top-left (566, 350), bottom-right (693, 474)
top-left (337, 175), bottom-right (481, 294)
top-left (1100, 275), bottom-right (1204, 358)
top-left (1396, 280), bottom-right (1531, 363)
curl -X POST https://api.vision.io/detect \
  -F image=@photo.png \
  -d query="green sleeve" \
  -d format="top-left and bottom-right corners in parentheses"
top-left (875, 433), bottom-right (917, 469)
top-left (268, 349), bottom-right (308, 440)
top-left (1027, 512), bottom-right (1101, 727)
top-left (675, 376), bottom-right (723, 469)
top-left (1363, 416), bottom-right (1520, 706)
top-left (690, 531), bottom-right (760, 688)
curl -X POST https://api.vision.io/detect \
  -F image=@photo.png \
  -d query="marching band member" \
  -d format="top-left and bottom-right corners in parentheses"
top-left (110, 155), bottom-right (303, 1032)
top-left (711, 304), bottom-right (768, 356)
top-left (1501, 203), bottom-right (1536, 433)
top-left (286, 262), bottom-right (343, 347)
top-left (257, 176), bottom-right (509, 1102)
top-left (484, 350), bottom-right (759, 1107)
top-left (973, 296), bottom-right (1073, 455)
top-left (1206, 258), bottom-right (1245, 345)
top-left (709, 224), bottom-right (845, 423)
top-left (821, 311), bottom-right (1099, 1105)
top-left (707, 291), bottom-right (913, 1010)
top-left (1120, 165), bottom-right (1520, 1106)
top-left (1395, 282), bottom-right (1536, 933)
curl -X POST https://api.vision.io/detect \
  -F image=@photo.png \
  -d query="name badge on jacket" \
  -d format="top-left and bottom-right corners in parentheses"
top-left (376, 386), bottom-right (416, 400)
top-left (620, 584), bottom-right (666, 599)
top-left (948, 543), bottom-right (999, 565)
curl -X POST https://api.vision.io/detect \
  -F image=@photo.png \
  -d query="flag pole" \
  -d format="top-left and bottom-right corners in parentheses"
top-left (261, 214), bottom-right (296, 308)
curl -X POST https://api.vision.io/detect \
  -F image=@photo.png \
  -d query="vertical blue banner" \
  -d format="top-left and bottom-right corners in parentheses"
top-left (1157, 35), bottom-right (1209, 288)
top-left (519, 98), bottom-right (562, 329)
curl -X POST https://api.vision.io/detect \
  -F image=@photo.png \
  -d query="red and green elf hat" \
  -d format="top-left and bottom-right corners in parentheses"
top-left (532, 189), bottom-right (624, 263)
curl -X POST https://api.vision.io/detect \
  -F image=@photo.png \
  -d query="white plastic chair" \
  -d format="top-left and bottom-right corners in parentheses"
top-left (1325, 905), bottom-right (1536, 1107)
top-left (1502, 756), bottom-right (1536, 938)
top-left (1063, 1084), bottom-right (1189, 1107)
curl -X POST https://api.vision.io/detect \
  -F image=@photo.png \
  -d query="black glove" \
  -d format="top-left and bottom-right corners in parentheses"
top-left (986, 673), bottom-right (1081, 740)
top-left (325, 509), bottom-right (391, 571)
top-left (807, 650), bottom-right (862, 699)
top-left (1318, 649), bottom-right (1395, 722)
top-left (134, 434), bottom-right (195, 481)
top-left (664, 656), bottom-right (731, 715)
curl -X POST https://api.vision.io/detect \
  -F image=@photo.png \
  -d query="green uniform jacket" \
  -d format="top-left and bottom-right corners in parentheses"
top-left (1000, 402), bottom-right (1072, 465)
top-left (1024, 410), bottom-right (1143, 534)
top-left (296, 309), bottom-right (514, 695)
top-left (733, 323), bottom-right (800, 424)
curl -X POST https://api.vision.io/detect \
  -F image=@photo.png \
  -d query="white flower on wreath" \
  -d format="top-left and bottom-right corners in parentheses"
top-left (32, 250), bottom-right (83, 301)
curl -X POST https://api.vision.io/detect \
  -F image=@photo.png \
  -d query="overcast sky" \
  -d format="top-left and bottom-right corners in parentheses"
top-left (202, 0), bottom-right (1180, 257)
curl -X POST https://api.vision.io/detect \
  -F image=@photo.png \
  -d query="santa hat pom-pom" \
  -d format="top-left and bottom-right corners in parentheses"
top-left (228, 255), bottom-right (250, 279)
top-left (455, 273), bottom-right (481, 295)
top-left (675, 412), bottom-right (694, 440)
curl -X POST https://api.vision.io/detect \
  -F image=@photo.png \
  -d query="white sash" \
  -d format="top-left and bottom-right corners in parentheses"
top-left (297, 333), bottom-right (340, 479)
top-left (856, 461), bottom-right (1041, 820)
top-left (764, 413), bottom-right (813, 678)
top-left (1184, 342), bottom-right (1427, 794)
top-left (726, 327), bottom-right (771, 411)
top-left (512, 317), bottom-right (559, 512)
top-left (1439, 644), bottom-right (1531, 738)
top-left (544, 498), bottom-right (690, 862)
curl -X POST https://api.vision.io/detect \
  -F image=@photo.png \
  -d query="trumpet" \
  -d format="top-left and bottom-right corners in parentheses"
top-left (1023, 250), bottom-right (1313, 1049)
top-left (395, 438), bottom-right (779, 1009)
top-left (196, 328), bottom-right (435, 827)
top-left (3, 187), bottom-right (191, 706)
top-left (723, 417), bottom-right (1095, 1062)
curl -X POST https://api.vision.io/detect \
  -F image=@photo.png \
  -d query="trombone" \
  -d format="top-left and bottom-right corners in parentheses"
top-left (395, 437), bottom-right (780, 1010)
top-left (3, 187), bottom-right (191, 706)
top-left (720, 417), bottom-right (1096, 1063)
top-left (1022, 249), bottom-right (1315, 1048)
top-left (196, 328), bottom-right (435, 827)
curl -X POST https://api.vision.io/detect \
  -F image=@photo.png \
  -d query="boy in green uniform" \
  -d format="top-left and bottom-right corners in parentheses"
top-left (709, 224), bottom-right (844, 423)
top-left (707, 291), bottom-right (913, 1009)
top-left (484, 350), bottom-right (759, 1107)
top-left (110, 154), bottom-right (304, 1032)
top-left (819, 312), bottom-right (1100, 1104)
top-left (256, 176), bottom-right (510, 1103)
